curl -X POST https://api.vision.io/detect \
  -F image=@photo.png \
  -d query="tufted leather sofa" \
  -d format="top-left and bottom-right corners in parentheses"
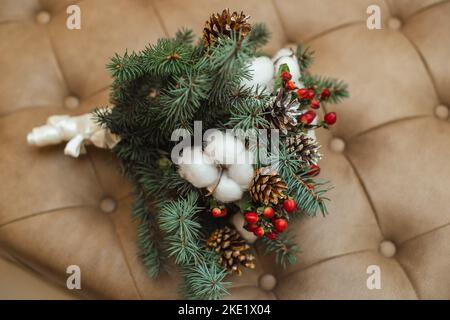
top-left (1, 0), bottom-right (449, 300)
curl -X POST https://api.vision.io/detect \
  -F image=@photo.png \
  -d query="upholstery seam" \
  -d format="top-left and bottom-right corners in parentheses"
top-left (304, 21), bottom-right (365, 44)
top-left (271, 0), bottom-right (290, 43)
top-left (86, 152), bottom-right (106, 192)
top-left (43, 18), bottom-right (71, 98)
top-left (149, 1), bottom-right (169, 37)
top-left (278, 248), bottom-right (374, 281)
top-left (0, 204), bottom-right (95, 229)
top-left (0, 104), bottom-right (61, 119)
top-left (89, 155), bottom-right (143, 300)
top-left (392, 258), bottom-right (420, 299)
top-left (405, 0), bottom-right (450, 20)
top-left (343, 154), bottom-right (384, 237)
top-left (105, 213), bottom-right (144, 300)
top-left (347, 115), bottom-right (430, 141)
top-left (400, 31), bottom-right (441, 102)
top-left (398, 222), bottom-right (450, 246)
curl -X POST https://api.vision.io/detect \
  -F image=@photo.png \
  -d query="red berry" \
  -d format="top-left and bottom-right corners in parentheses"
top-left (245, 212), bottom-right (259, 224)
top-left (285, 81), bottom-right (296, 91)
top-left (296, 88), bottom-right (309, 99)
top-left (324, 112), bottom-right (337, 125)
top-left (307, 89), bottom-right (315, 100)
top-left (274, 219), bottom-right (288, 233)
top-left (321, 88), bottom-right (331, 99)
top-left (262, 207), bottom-right (274, 219)
top-left (220, 207), bottom-right (227, 217)
top-left (311, 99), bottom-right (320, 109)
top-left (246, 223), bottom-right (257, 232)
top-left (253, 226), bottom-right (265, 238)
top-left (211, 207), bottom-right (223, 218)
top-left (281, 71), bottom-right (292, 81)
top-left (283, 199), bottom-right (297, 213)
top-left (299, 110), bottom-right (315, 124)
top-left (267, 232), bottom-right (277, 240)
top-left (307, 164), bottom-right (320, 177)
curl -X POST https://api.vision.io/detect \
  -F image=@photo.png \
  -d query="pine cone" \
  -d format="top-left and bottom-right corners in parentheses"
top-left (267, 89), bottom-right (302, 134)
top-left (249, 167), bottom-right (288, 205)
top-left (206, 226), bottom-right (256, 275)
top-left (286, 134), bottom-right (322, 166)
top-left (202, 9), bottom-right (251, 48)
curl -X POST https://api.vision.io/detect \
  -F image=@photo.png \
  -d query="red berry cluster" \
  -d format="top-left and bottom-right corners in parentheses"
top-left (280, 71), bottom-right (337, 127)
top-left (210, 206), bottom-right (227, 218)
top-left (244, 199), bottom-right (297, 240)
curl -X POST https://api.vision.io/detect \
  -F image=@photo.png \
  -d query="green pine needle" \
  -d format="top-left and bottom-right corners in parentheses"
top-left (181, 259), bottom-right (231, 300)
top-left (262, 231), bottom-right (300, 268)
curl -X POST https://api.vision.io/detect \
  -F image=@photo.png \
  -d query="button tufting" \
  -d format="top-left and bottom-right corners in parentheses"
top-left (379, 240), bottom-right (396, 258)
top-left (388, 17), bottom-right (402, 31)
top-left (36, 11), bottom-right (51, 25)
top-left (100, 197), bottom-right (117, 213)
top-left (259, 274), bottom-right (277, 291)
top-left (329, 137), bottom-right (346, 153)
top-left (64, 95), bottom-right (80, 110)
top-left (435, 105), bottom-right (449, 120)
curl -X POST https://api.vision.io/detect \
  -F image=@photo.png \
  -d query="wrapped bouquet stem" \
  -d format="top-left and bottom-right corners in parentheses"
top-left (27, 8), bottom-right (348, 300)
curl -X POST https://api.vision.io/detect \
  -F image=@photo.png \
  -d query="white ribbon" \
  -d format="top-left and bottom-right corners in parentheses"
top-left (27, 113), bottom-right (119, 157)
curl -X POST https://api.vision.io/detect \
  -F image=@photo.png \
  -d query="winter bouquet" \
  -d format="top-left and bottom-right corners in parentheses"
top-left (27, 9), bottom-right (348, 299)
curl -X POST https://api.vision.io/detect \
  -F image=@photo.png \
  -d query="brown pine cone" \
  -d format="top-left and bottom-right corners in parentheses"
top-left (206, 226), bottom-right (256, 275)
top-left (202, 9), bottom-right (251, 47)
top-left (267, 89), bottom-right (302, 134)
top-left (286, 133), bottom-right (322, 167)
top-left (249, 167), bottom-right (288, 205)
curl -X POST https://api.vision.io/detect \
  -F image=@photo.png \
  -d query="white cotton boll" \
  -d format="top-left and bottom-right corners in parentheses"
top-left (228, 163), bottom-right (254, 190)
top-left (178, 146), bottom-right (219, 188)
top-left (211, 173), bottom-right (243, 203)
top-left (272, 48), bottom-right (302, 88)
top-left (204, 131), bottom-right (245, 165)
top-left (241, 56), bottom-right (274, 92)
top-left (271, 48), bottom-right (294, 62)
top-left (228, 150), bottom-right (254, 189)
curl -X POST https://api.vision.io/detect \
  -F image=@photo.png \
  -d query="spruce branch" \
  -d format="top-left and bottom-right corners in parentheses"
top-left (288, 175), bottom-right (331, 217)
top-left (226, 86), bottom-right (271, 131)
top-left (246, 23), bottom-right (270, 51)
top-left (133, 196), bottom-right (169, 278)
top-left (158, 192), bottom-right (204, 265)
top-left (261, 231), bottom-right (300, 268)
top-left (142, 38), bottom-right (193, 76)
top-left (107, 50), bottom-right (145, 83)
top-left (175, 28), bottom-right (195, 44)
top-left (208, 34), bottom-right (253, 106)
top-left (302, 74), bottom-right (349, 104)
top-left (180, 256), bottom-right (231, 300)
top-left (296, 45), bottom-right (315, 72)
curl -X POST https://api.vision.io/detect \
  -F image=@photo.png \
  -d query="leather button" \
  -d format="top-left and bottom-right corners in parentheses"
top-left (259, 274), bottom-right (277, 291)
top-left (329, 137), bottom-right (346, 153)
top-left (388, 17), bottom-right (402, 31)
top-left (36, 11), bottom-right (51, 25)
top-left (379, 240), bottom-right (396, 258)
top-left (100, 197), bottom-right (117, 213)
top-left (64, 95), bottom-right (80, 110)
top-left (435, 105), bottom-right (449, 120)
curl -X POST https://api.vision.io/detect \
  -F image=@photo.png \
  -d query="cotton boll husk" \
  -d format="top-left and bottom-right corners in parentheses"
top-left (204, 131), bottom-right (245, 165)
top-left (211, 172), bottom-right (243, 203)
top-left (272, 48), bottom-right (302, 88)
top-left (178, 146), bottom-right (219, 188)
top-left (228, 151), bottom-right (254, 189)
top-left (241, 56), bottom-right (274, 92)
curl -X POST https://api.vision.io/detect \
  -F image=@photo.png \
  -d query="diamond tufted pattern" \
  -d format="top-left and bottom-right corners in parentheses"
top-left (0, 0), bottom-right (449, 299)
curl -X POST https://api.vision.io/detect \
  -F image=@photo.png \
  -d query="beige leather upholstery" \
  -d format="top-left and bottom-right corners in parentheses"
top-left (1, 0), bottom-right (449, 299)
